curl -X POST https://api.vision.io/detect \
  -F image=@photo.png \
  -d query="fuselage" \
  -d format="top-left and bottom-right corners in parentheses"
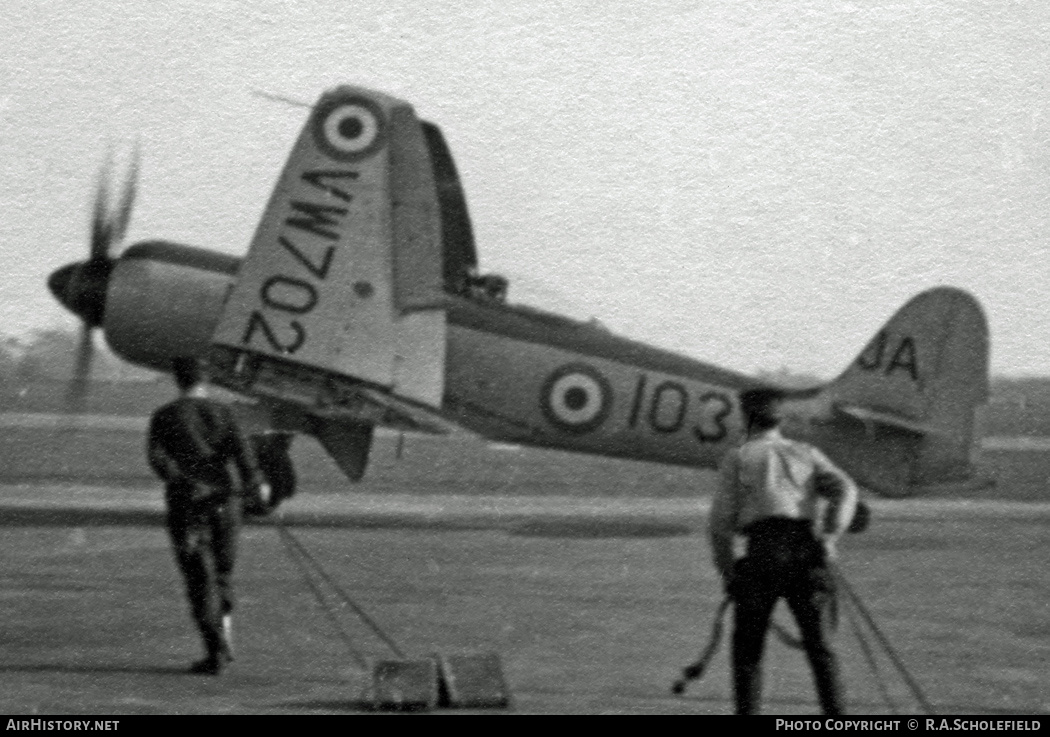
top-left (103, 240), bottom-right (766, 469)
top-left (56, 238), bottom-right (992, 499)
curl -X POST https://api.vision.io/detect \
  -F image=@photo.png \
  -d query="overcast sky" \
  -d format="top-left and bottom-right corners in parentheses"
top-left (1, 0), bottom-right (1048, 377)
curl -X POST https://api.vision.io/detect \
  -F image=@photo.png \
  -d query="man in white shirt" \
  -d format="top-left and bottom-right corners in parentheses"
top-left (709, 387), bottom-right (858, 714)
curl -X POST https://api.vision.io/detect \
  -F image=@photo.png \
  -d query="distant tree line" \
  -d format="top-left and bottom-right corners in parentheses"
top-left (0, 329), bottom-right (158, 385)
top-left (755, 367), bottom-right (824, 389)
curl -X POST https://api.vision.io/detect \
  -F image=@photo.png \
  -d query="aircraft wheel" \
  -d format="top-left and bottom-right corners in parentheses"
top-left (253, 434), bottom-right (297, 511)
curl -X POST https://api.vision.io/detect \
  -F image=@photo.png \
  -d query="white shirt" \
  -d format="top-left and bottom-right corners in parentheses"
top-left (708, 427), bottom-right (858, 576)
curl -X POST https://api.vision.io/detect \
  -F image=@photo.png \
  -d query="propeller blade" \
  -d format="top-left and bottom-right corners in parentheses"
top-left (111, 144), bottom-right (139, 245)
top-left (66, 325), bottom-right (95, 412)
top-left (89, 156), bottom-right (113, 263)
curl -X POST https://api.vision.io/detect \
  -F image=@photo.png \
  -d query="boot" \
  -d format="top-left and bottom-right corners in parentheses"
top-left (188, 649), bottom-right (231, 676)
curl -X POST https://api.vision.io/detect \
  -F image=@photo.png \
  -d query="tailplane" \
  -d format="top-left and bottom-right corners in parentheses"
top-left (799, 287), bottom-right (990, 497)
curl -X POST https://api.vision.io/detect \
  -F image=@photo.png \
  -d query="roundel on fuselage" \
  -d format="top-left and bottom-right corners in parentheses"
top-left (540, 364), bottom-right (612, 434)
top-left (311, 94), bottom-right (387, 162)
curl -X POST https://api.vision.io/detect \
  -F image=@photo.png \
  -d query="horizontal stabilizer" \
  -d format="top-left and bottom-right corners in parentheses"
top-left (834, 404), bottom-right (947, 437)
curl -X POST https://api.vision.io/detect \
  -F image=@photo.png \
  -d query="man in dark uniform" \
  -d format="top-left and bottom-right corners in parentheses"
top-left (147, 357), bottom-right (270, 675)
top-left (709, 387), bottom-right (858, 714)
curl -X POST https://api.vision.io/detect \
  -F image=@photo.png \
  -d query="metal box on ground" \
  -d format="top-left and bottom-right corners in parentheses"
top-left (436, 652), bottom-right (510, 709)
top-left (364, 658), bottom-right (439, 711)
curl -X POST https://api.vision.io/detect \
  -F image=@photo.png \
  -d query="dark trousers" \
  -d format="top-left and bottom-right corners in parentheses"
top-left (731, 518), bottom-right (844, 715)
top-left (166, 486), bottom-right (240, 659)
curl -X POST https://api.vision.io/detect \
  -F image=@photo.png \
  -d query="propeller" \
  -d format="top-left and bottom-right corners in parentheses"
top-left (47, 147), bottom-right (139, 411)
top-left (68, 323), bottom-right (95, 411)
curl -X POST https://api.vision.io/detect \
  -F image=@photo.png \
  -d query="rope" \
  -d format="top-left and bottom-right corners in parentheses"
top-left (273, 513), bottom-right (407, 659)
top-left (841, 587), bottom-right (897, 714)
top-left (275, 521), bottom-right (369, 669)
top-left (771, 620), bottom-right (803, 650)
top-left (674, 565), bottom-right (934, 715)
top-left (672, 576), bottom-right (837, 694)
top-left (672, 597), bottom-right (731, 694)
top-left (771, 581), bottom-right (839, 651)
top-left (831, 564), bottom-right (937, 715)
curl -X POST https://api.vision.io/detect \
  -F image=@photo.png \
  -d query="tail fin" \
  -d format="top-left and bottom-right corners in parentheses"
top-left (806, 287), bottom-right (989, 497)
